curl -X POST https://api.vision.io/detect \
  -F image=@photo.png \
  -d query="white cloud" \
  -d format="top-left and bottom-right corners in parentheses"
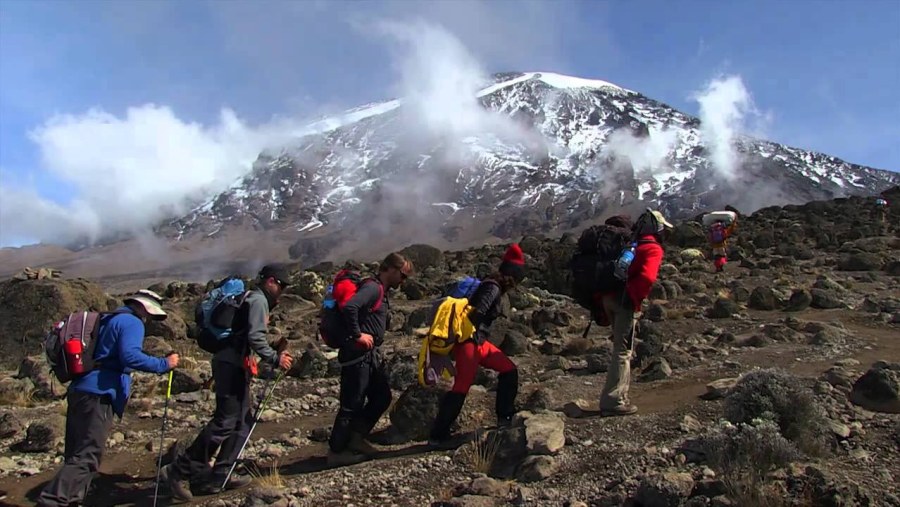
top-left (0, 105), bottom-right (304, 246)
top-left (603, 127), bottom-right (678, 176)
top-left (691, 75), bottom-right (764, 180)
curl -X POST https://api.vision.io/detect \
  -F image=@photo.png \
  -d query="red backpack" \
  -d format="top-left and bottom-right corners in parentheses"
top-left (317, 270), bottom-right (384, 348)
top-left (43, 311), bottom-right (121, 383)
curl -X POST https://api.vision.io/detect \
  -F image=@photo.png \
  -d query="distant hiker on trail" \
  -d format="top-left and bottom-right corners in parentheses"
top-left (163, 264), bottom-right (294, 502)
top-left (702, 210), bottom-right (737, 273)
top-left (597, 210), bottom-right (672, 417)
top-left (325, 253), bottom-right (414, 466)
top-left (38, 291), bottom-right (180, 507)
top-left (428, 244), bottom-right (525, 447)
top-left (875, 197), bottom-right (888, 225)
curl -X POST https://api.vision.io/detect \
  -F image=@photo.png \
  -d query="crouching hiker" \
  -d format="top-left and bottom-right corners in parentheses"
top-left (163, 264), bottom-right (293, 501)
top-left (598, 210), bottom-right (672, 417)
top-left (428, 244), bottom-right (525, 447)
top-left (325, 253), bottom-right (414, 466)
top-left (38, 291), bottom-right (179, 507)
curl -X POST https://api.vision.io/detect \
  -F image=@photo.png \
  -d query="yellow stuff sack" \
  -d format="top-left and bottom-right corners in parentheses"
top-left (416, 296), bottom-right (476, 386)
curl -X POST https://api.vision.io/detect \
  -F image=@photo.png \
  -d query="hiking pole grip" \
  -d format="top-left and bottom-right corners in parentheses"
top-left (153, 370), bottom-right (174, 507)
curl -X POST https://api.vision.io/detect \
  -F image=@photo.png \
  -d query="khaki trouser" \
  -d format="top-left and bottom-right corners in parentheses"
top-left (599, 293), bottom-right (637, 410)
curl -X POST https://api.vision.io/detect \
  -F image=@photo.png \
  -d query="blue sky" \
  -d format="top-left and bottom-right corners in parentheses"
top-left (1, 0), bottom-right (898, 246)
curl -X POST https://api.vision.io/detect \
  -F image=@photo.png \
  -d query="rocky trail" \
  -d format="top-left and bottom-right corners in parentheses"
top-left (1, 191), bottom-right (898, 507)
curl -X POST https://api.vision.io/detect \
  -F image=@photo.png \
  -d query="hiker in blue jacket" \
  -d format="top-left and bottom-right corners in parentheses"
top-left (37, 290), bottom-right (180, 507)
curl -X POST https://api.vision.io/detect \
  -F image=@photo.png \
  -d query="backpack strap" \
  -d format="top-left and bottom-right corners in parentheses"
top-left (360, 278), bottom-right (385, 313)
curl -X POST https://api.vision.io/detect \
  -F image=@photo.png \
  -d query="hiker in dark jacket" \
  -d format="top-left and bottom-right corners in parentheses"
top-left (328, 253), bottom-right (413, 466)
top-left (163, 265), bottom-right (293, 501)
top-left (597, 210), bottom-right (672, 417)
top-left (38, 291), bottom-right (179, 507)
top-left (428, 244), bottom-right (525, 447)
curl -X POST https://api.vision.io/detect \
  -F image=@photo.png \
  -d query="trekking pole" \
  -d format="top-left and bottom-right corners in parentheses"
top-left (153, 370), bottom-right (174, 507)
top-left (220, 369), bottom-right (285, 491)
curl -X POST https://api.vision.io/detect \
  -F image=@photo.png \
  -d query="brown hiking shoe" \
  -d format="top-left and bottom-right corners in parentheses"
top-left (326, 449), bottom-right (367, 467)
top-left (599, 404), bottom-right (638, 417)
top-left (160, 464), bottom-right (193, 502)
top-left (347, 432), bottom-right (380, 456)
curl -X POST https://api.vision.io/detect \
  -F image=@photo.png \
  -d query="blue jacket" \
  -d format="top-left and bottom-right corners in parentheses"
top-left (70, 306), bottom-right (170, 416)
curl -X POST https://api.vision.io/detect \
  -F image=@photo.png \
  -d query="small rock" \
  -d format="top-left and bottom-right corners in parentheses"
top-left (679, 415), bottom-right (702, 433)
top-left (523, 412), bottom-right (565, 455)
top-left (561, 401), bottom-right (588, 419)
top-left (708, 298), bottom-right (740, 319)
top-left (701, 378), bottom-right (738, 400)
top-left (638, 358), bottom-right (672, 382)
top-left (171, 369), bottom-right (204, 394)
top-left (516, 455), bottom-right (558, 483)
top-left (0, 412), bottom-right (26, 439)
top-left (785, 289), bottom-right (812, 312)
top-left (828, 421), bottom-right (851, 439)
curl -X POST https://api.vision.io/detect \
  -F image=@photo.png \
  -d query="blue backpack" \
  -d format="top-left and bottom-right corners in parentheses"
top-left (448, 276), bottom-right (481, 299)
top-left (194, 277), bottom-right (249, 353)
top-left (423, 276), bottom-right (486, 329)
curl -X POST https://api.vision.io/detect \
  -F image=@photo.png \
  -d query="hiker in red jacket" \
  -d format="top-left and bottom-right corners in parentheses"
top-left (598, 210), bottom-right (672, 417)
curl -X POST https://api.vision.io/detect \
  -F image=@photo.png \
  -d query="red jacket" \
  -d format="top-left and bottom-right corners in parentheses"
top-left (592, 235), bottom-right (665, 323)
top-left (625, 235), bottom-right (664, 311)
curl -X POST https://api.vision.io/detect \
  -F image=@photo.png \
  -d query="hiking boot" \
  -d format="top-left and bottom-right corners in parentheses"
top-left (428, 432), bottom-right (469, 450)
top-left (326, 449), bottom-right (367, 467)
top-left (160, 464), bottom-right (193, 502)
top-left (194, 474), bottom-right (252, 495)
top-left (347, 432), bottom-right (380, 456)
top-left (599, 404), bottom-right (638, 417)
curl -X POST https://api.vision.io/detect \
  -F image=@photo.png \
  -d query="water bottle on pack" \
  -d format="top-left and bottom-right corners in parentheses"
top-left (322, 284), bottom-right (336, 309)
top-left (613, 243), bottom-right (636, 281)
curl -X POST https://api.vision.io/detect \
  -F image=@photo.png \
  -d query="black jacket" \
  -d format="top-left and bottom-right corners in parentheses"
top-left (467, 280), bottom-right (503, 343)
top-left (340, 278), bottom-right (390, 362)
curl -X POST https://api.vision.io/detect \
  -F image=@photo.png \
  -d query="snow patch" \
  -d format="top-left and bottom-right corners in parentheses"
top-left (298, 218), bottom-right (324, 232)
top-left (432, 202), bottom-right (461, 212)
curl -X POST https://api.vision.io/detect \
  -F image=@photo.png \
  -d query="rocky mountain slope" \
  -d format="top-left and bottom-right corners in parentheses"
top-left (0, 189), bottom-right (898, 506)
top-left (164, 71), bottom-right (899, 265)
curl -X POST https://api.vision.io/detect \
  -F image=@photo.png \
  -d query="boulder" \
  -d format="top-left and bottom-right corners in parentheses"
top-left (635, 471), bottom-right (695, 507)
top-left (810, 289), bottom-right (844, 310)
top-left (16, 355), bottom-right (65, 400)
top-left (399, 244), bottom-right (445, 271)
top-left (289, 343), bottom-right (330, 379)
top-left (12, 416), bottom-right (65, 453)
top-left (748, 287), bottom-right (780, 311)
top-left (639, 358), bottom-right (673, 382)
top-left (837, 253), bottom-right (882, 271)
top-left (0, 278), bottom-right (111, 369)
top-left (785, 289), bottom-right (812, 312)
top-left (516, 455), bottom-right (559, 483)
top-left (849, 362), bottom-right (900, 413)
top-left (708, 298), bottom-right (740, 319)
top-left (390, 384), bottom-right (447, 441)
top-left (171, 369), bottom-right (204, 394)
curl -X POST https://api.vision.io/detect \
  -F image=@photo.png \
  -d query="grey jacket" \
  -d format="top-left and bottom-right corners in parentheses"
top-left (213, 289), bottom-right (279, 367)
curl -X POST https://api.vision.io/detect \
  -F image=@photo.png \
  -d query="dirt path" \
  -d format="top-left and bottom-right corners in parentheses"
top-left (1, 311), bottom-right (897, 506)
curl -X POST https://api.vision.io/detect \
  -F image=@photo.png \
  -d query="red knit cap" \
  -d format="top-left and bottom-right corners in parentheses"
top-left (502, 243), bottom-right (525, 265)
top-left (499, 243), bottom-right (526, 282)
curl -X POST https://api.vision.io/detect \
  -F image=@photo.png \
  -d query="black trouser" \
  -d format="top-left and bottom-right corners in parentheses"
top-left (329, 352), bottom-right (392, 453)
top-left (172, 361), bottom-right (251, 484)
top-left (37, 390), bottom-right (115, 507)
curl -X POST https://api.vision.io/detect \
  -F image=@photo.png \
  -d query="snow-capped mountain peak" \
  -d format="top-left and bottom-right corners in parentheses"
top-left (165, 71), bottom-right (898, 263)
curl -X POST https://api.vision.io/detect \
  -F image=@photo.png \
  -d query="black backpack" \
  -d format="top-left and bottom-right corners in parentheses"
top-left (569, 225), bottom-right (632, 311)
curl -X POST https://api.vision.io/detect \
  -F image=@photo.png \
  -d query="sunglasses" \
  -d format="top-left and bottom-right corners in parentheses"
top-left (275, 278), bottom-right (288, 289)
